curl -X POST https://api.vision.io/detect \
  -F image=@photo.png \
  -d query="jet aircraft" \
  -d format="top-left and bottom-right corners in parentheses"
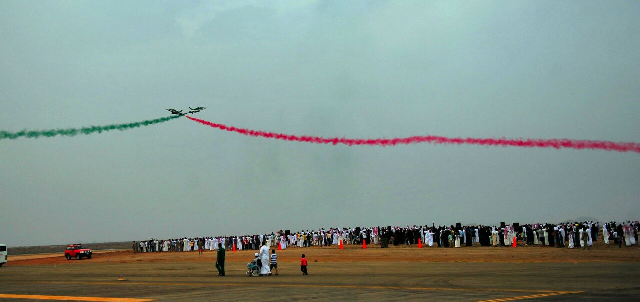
top-left (187, 107), bottom-right (206, 114)
top-left (166, 108), bottom-right (185, 116)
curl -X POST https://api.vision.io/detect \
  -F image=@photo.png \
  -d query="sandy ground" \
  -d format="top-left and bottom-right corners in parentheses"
top-left (8, 250), bottom-right (125, 262)
top-left (2, 243), bottom-right (639, 301)
top-left (8, 243), bottom-right (131, 256)
top-left (7, 241), bottom-right (639, 265)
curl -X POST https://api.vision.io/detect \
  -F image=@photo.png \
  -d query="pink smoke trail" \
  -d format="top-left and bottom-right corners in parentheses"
top-left (186, 116), bottom-right (640, 153)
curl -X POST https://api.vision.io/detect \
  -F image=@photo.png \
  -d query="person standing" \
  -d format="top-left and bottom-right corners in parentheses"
top-left (581, 227), bottom-right (590, 250)
top-left (216, 245), bottom-right (225, 276)
top-left (270, 249), bottom-right (278, 275)
top-left (568, 229), bottom-right (575, 249)
top-left (259, 243), bottom-right (271, 276)
top-left (300, 254), bottom-right (308, 275)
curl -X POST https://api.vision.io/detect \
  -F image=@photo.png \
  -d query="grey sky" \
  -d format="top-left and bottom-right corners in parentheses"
top-left (1, 1), bottom-right (638, 247)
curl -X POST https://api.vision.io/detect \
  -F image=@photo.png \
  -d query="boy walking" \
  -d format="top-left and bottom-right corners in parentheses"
top-left (300, 254), bottom-right (308, 275)
top-left (270, 249), bottom-right (278, 275)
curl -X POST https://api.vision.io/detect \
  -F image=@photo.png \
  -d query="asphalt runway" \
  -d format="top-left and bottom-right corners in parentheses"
top-left (1, 247), bottom-right (639, 301)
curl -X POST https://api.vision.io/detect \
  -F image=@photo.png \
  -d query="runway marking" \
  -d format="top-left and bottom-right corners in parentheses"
top-left (475, 290), bottom-right (583, 302)
top-left (37, 280), bottom-right (575, 295)
top-left (7, 280), bottom-right (583, 301)
top-left (0, 294), bottom-right (152, 302)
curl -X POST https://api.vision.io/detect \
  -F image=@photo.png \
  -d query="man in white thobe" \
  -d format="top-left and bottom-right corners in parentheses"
top-left (568, 230), bottom-right (575, 248)
top-left (259, 244), bottom-right (271, 275)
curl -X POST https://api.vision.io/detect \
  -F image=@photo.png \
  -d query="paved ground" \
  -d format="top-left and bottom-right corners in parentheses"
top-left (1, 245), bottom-right (639, 301)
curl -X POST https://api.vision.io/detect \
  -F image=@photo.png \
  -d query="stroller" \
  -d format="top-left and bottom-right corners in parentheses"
top-left (246, 253), bottom-right (261, 277)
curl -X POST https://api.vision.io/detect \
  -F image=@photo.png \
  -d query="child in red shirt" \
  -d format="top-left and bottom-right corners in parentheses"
top-left (300, 254), bottom-right (308, 275)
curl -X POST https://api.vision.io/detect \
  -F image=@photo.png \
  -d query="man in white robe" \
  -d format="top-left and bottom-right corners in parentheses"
top-left (491, 229), bottom-right (498, 247)
top-left (568, 231), bottom-right (575, 248)
top-left (624, 224), bottom-right (632, 247)
top-left (259, 244), bottom-right (271, 275)
top-left (509, 228), bottom-right (516, 246)
top-left (504, 228), bottom-right (510, 246)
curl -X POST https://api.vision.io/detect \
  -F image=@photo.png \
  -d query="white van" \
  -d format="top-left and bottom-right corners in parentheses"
top-left (0, 244), bottom-right (6, 267)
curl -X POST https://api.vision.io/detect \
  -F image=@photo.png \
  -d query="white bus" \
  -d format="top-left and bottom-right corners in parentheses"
top-left (0, 244), bottom-right (6, 267)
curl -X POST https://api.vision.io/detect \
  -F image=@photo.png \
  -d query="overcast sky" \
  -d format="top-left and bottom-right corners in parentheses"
top-left (1, 1), bottom-right (639, 247)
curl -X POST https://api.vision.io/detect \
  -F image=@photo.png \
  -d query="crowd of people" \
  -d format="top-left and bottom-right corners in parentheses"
top-left (132, 220), bottom-right (639, 254)
top-left (130, 221), bottom-right (638, 276)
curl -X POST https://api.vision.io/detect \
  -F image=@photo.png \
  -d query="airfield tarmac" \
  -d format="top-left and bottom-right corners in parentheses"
top-left (2, 244), bottom-right (639, 301)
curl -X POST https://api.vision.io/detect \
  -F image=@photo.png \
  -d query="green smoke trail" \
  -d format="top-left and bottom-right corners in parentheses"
top-left (0, 115), bottom-right (180, 140)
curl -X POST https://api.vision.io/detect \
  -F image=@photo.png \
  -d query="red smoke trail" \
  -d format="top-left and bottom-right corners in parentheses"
top-left (186, 116), bottom-right (640, 153)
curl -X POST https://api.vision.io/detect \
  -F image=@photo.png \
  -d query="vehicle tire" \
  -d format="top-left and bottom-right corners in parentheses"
top-left (251, 269), bottom-right (259, 277)
top-left (66, 254), bottom-right (71, 260)
top-left (76, 254), bottom-right (81, 260)
top-left (87, 255), bottom-right (91, 259)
